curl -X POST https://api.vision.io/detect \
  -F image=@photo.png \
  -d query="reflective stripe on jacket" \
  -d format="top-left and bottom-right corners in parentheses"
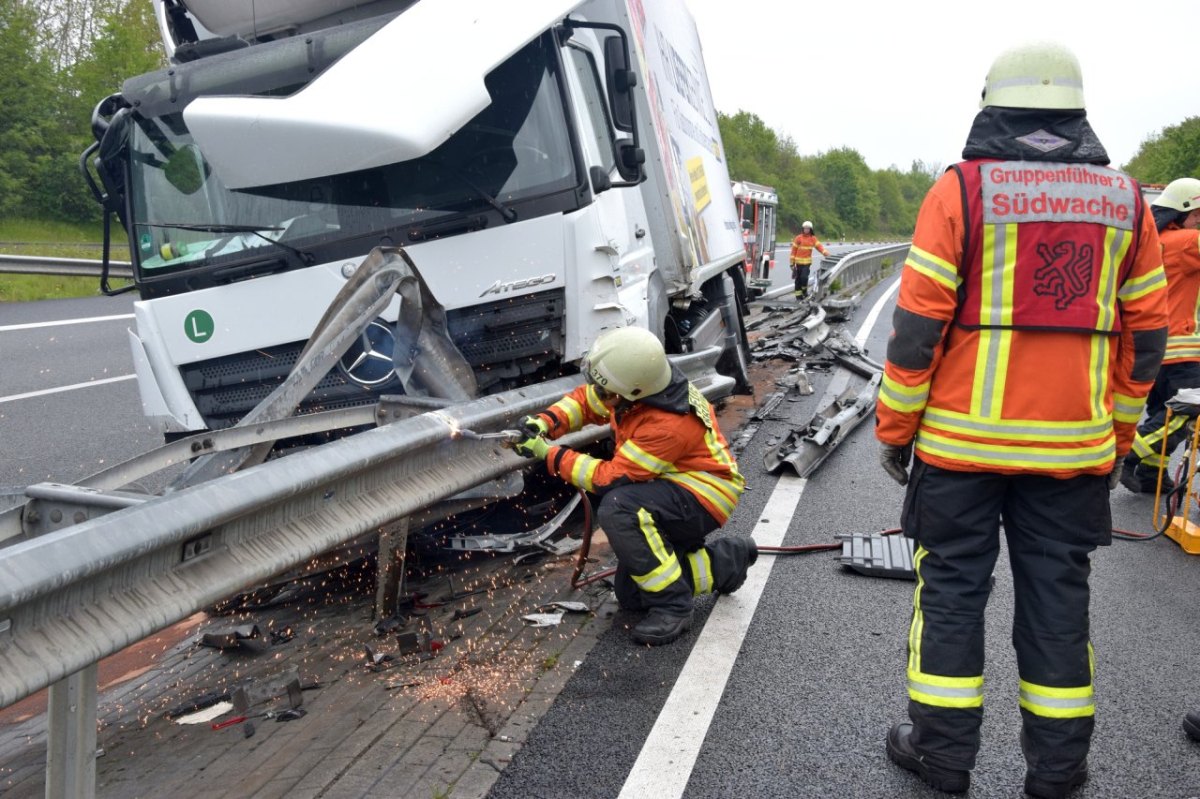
top-left (790, 233), bottom-right (827, 265)
top-left (875, 165), bottom-right (1168, 476)
top-left (535, 376), bottom-right (744, 523)
top-left (1159, 226), bottom-right (1200, 364)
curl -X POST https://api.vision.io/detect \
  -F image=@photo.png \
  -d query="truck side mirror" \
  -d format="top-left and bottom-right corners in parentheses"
top-left (589, 165), bottom-right (612, 195)
top-left (616, 142), bottom-right (644, 182)
top-left (604, 36), bottom-right (636, 133)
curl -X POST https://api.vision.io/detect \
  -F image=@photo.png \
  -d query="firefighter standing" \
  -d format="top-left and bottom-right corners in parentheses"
top-left (514, 327), bottom-right (756, 646)
top-left (1121, 177), bottom-right (1200, 493)
top-left (875, 42), bottom-right (1168, 798)
top-left (790, 220), bottom-right (829, 299)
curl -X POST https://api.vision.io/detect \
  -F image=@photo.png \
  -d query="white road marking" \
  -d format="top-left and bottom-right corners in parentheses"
top-left (0, 375), bottom-right (136, 404)
top-left (616, 474), bottom-right (807, 799)
top-left (0, 313), bottom-right (133, 333)
top-left (618, 274), bottom-right (901, 799)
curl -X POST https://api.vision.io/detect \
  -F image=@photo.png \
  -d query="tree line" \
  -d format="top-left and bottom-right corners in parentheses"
top-left (0, 0), bottom-right (161, 224)
top-left (719, 110), bottom-right (1200, 241)
top-left (1, 1), bottom-right (1196, 234)
top-left (718, 111), bottom-right (937, 240)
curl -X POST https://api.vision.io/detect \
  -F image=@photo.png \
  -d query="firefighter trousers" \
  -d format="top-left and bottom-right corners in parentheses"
top-left (597, 480), bottom-right (742, 616)
top-left (1127, 361), bottom-right (1200, 470)
top-left (792, 262), bottom-right (812, 296)
top-left (900, 460), bottom-right (1109, 779)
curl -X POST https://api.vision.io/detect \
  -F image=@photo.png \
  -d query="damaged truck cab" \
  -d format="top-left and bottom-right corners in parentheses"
top-left (81, 0), bottom-right (752, 437)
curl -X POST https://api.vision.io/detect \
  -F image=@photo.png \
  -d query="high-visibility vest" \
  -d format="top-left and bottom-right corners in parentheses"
top-left (536, 382), bottom-right (744, 523)
top-left (954, 159), bottom-right (1143, 333)
top-left (876, 163), bottom-right (1168, 478)
top-left (790, 233), bottom-right (825, 265)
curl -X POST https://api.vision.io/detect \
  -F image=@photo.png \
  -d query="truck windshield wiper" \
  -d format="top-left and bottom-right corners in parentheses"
top-left (143, 222), bottom-right (316, 265)
top-left (425, 161), bottom-right (518, 223)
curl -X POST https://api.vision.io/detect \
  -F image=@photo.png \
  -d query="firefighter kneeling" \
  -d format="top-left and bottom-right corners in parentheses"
top-left (514, 327), bottom-right (757, 646)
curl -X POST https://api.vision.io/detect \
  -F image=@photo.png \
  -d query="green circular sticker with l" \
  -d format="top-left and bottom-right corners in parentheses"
top-left (184, 310), bottom-right (215, 343)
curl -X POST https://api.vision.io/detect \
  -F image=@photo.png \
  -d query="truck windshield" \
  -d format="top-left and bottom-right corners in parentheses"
top-left (127, 35), bottom-right (577, 274)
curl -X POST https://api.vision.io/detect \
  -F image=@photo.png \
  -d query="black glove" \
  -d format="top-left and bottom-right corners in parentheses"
top-left (879, 442), bottom-right (912, 486)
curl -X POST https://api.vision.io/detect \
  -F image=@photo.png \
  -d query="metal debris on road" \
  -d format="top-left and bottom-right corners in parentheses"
top-left (171, 701), bottom-right (235, 726)
top-left (521, 612), bottom-right (564, 627)
top-left (763, 373), bottom-right (882, 478)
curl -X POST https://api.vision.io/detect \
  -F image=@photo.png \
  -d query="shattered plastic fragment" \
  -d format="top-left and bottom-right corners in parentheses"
top-left (541, 601), bottom-right (589, 613)
top-left (172, 701), bottom-right (234, 725)
top-left (521, 612), bottom-right (564, 627)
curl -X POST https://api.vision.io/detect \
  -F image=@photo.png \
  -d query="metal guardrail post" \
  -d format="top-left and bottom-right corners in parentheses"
top-left (45, 663), bottom-right (97, 799)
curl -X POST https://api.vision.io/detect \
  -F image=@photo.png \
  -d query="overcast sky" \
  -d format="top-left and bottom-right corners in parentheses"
top-left (687, 0), bottom-right (1200, 174)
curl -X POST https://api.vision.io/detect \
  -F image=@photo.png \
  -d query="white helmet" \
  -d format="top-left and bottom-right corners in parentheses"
top-left (980, 41), bottom-right (1085, 111)
top-left (582, 327), bottom-right (672, 400)
top-left (802, 220), bottom-right (813, 230)
top-left (1152, 178), bottom-right (1200, 213)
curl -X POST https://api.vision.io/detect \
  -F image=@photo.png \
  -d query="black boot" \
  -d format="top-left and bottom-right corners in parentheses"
top-left (630, 608), bottom-right (693, 646)
top-left (1119, 461), bottom-right (1174, 494)
top-left (1184, 711), bottom-right (1200, 741)
top-left (885, 722), bottom-right (970, 793)
top-left (1024, 763), bottom-right (1087, 799)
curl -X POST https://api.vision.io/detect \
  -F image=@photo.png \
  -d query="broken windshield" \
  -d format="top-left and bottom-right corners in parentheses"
top-left (127, 34), bottom-right (577, 275)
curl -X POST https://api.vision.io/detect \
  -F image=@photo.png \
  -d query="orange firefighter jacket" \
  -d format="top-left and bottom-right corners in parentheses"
top-left (875, 163), bottom-right (1168, 477)
top-left (790, 233), bottom-right (828, 266)
top-left (532, 373), bottom-right (744, 523)
top-left (1159, 225), bottom-right (1200, 364)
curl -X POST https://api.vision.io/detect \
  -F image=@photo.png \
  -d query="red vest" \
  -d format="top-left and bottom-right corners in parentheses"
top-left (953, 159), bottom-right (1143, 333)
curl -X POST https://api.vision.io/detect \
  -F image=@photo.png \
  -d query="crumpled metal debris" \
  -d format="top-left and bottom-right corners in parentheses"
top-left (763, 373), bottom-right (882, 478)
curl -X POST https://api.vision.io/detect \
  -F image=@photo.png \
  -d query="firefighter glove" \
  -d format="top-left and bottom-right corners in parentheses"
top-left (879, 442), bottom-right (912, 486)
top-left (520, 415), bottom-right (550, 437)
top-left (514, 434), bottom-right (549, 460)
top-left (1107, 460), bottom-right (1123, 491)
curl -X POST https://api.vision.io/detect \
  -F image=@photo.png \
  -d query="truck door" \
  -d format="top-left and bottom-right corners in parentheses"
top-left (561, 33), bottom-right (659, 335)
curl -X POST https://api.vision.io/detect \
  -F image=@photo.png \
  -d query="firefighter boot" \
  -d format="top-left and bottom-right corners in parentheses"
top-left (1024, 763), bottom-right (1087, 799)
top-left (885, 723), bottom-right (970, 794)
top-left (631, 608), bottom-right (693, 646)
top-left (1184, 711), bottom-right (1200, 741)
top-left (1118, 458), bottom-right (1174, 495)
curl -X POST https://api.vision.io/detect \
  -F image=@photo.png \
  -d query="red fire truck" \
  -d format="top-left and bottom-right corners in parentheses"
top-left (732, 180), bottom-right (778, 297)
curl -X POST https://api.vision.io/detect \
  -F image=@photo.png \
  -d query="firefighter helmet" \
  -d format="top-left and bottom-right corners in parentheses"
top-left (581, 327), bottom-right (672, 400)
top-left (980, 41), bottom-right (1085, 111)
top-left (802, 220), bottom-right (813, 231)
top-left (1152, 178), bottom-right (1200, 213)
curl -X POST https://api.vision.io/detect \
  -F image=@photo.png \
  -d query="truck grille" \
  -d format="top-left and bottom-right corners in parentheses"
top-left (179, 288), bottom-right (565, 428)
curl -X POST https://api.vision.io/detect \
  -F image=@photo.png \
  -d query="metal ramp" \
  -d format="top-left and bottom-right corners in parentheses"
top-left (837, 532), bottom-right (916, 580)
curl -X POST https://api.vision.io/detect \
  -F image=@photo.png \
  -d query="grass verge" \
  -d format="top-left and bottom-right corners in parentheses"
top-left (0, 218), bottom-right (129, 302)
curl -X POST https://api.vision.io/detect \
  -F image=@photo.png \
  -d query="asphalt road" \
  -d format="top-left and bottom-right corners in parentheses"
top-left (0, 294), bottom-right (163, 496)
top-left (487, 272), bottom-right (1200, 798)
top-left (11, 246), bottom-right (1195, 798)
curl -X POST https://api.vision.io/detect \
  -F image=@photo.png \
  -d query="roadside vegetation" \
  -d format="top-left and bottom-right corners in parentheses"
top-left (0, 218), bottom-right (126, 302)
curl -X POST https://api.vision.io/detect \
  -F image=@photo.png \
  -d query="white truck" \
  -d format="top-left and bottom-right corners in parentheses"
top-left (81, 0), bottom-right (752, 441)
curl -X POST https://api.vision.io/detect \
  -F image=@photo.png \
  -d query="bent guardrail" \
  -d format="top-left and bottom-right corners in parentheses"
top-left (0, 346), bottom-right (729, 709)
top-left (816, 242), bottom-right (909, 300)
